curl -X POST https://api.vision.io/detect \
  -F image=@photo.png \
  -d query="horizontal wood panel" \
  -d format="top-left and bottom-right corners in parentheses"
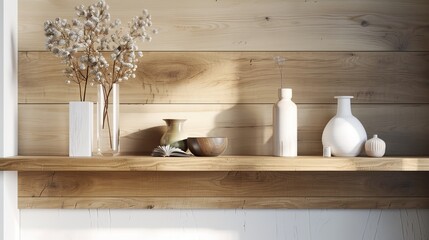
top-left (18, 171), bottom-right (429, 198)
top-left (18, 197), bottom-right (429, 209)
top-left (18, 104), bottom-right (429, 156)
top-left (3, 156), bottom-right (429, 172)
top-left (19, 52), bottom-right (429, 104)
top-left (19, 0), bottom-right (429, 51)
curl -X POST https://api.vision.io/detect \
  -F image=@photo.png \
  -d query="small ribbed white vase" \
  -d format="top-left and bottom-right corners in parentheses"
top-left (322, 96), bottom-right (367, 157)
top-left (365, 134), bottom-right (386, 157)
top-left (273, 88), bottom-right (297, 157)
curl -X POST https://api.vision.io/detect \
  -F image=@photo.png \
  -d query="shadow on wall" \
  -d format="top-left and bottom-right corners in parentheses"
top-left (208, 54), bottom-right (275, 156)
top-left (121, 126), bottom-right (166, 155)
top-left (121, 52), bottom-right (429, 156)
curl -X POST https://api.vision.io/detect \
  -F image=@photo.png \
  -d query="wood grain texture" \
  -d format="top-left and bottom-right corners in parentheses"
top-left (18, 171), bottom-right (429, 197)
top-left (2, 156), bottom-right (429, 172)
top-left (19, 52), bottom-right (429, 104)
top-left (18, 104), bottom-right (429, 156)
top-left (18, 0), bottom-right (429, 51)
top-left (17, 171), bottom-right (429, 208)
top-left (18, 197), bottom-right (429, 209)
top-left (68, 102), bottom-right (93, 156)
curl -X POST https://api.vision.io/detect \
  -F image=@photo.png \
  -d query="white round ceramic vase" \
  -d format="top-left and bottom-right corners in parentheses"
top-left (322, 96), bottom-right (367, 157)
top-left (365, 134), bottom-right (386, 157)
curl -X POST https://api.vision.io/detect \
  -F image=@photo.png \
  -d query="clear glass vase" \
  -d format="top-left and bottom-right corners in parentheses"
top-left (96, 83), bottom-right (120, 156)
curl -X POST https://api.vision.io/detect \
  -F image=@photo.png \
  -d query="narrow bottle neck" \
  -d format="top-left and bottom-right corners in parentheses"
top-left (165, 119), bottom-right (186, 131)
top-left (279, 88), bottom-right (292, 100)
top-left (170, 122), bottom-right (183, 131)
top-left (336, 98), bottom-right (352, 116)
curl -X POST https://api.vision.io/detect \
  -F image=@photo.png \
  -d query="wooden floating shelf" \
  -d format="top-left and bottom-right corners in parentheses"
top-left (1, 156), bottom-right (428, 209)
top-left (1, 155), bottom-right (429, 172)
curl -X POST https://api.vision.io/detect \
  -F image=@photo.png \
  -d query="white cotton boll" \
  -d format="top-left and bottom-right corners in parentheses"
top-left (80, 55), bottom-right (87, 62)
top-left (152, 29), bottom-right (159, 34)
top-left (61, 51), bottom-right (70, 57)
top-left (72, 19), bottom-right (80, 26)
top-left (273, 56), bottom-right (286, 65)
top-left (52, 47), bottom-right (60, 54)
top-left (91, 16), bottom-right (99, 23)
top-left (85, 21), bottom-right (94, 29)
top-left (54, 30), bottom-right (62, 37)
top-left (143, 9), bottom-right (149, 16)
top-left (79, 64), bottom-right (86, 70)
top-left (131, 74), bottom-right (136, 78)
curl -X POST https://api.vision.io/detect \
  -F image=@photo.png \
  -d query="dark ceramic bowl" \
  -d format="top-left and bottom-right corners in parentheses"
top-left (187, 137), bottom-right (228, 157)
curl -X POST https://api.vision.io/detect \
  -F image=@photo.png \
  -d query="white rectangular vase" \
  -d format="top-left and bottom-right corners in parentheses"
top-left (69, 101), bottom-right (93, 157)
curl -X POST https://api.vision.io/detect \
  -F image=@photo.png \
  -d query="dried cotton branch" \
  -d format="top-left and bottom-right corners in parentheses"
top-left (44, 0), bottom-right (157, 101)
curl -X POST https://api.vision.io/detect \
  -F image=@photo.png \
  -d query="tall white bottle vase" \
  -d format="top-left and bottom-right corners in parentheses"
top-left (322, 96), bottom-right (367, 157)
top-left (273, 88), bottom-right (298, 157)
top-left (69, 101), bottom-right (93, 157)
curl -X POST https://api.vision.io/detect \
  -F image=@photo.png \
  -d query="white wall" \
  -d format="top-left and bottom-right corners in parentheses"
top-left (20, 209), bottom-right (429, 240)
top-left (0, 172), bottom-right (18, 240)
top-left (0, 0), bottom-right (19, 240)
top-left (0, 0), bottom-right (17, 157)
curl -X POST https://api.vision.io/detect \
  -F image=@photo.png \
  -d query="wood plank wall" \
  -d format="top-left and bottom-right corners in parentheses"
top-left (18, 0), bottom-right (429, 156)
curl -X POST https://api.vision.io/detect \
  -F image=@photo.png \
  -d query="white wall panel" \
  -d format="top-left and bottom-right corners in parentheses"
top-left (21, 209), bottom-right (429, 240)
top-left (0, 0), bottom-right (18, 239)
